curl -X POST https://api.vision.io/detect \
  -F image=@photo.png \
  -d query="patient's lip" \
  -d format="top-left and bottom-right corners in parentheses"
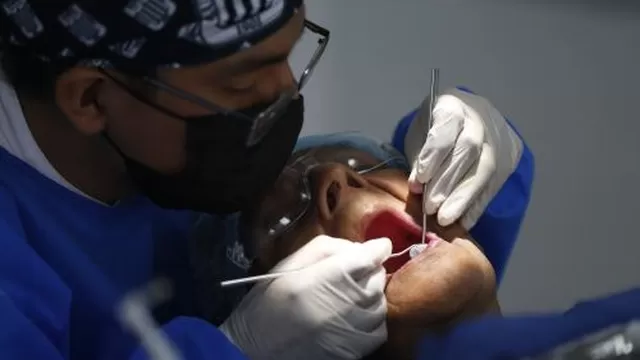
top-left (394, 235), bottom-right (445, 273)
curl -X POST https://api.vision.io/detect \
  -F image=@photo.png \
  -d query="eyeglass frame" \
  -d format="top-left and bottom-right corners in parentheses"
top-left (139, 20), bottom-right (330, 148)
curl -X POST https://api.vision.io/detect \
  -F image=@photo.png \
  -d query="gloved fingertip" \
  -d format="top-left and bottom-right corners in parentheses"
top-left (437, 206), bottom-right (461, 227)
top-left (438, 198), bottom-right (467, 226)
top-left (437, 212), bottom-right (456, 227)
top-left (363, 237), bottom-right (393, 265)
top-left (408, 168), bottom-right (420, 183)
top-left (425, 200), bottom-right (440, 215)
top-left (408, 167), bottom-right (418, 180)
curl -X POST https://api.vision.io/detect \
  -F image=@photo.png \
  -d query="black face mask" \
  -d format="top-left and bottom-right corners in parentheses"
top-left (108, 95), bottom-right (304, 215)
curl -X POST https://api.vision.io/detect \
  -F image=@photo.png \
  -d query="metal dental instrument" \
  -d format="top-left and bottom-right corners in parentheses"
top-left (220, 244), bottom-right (427, 288)
top-left (220, 269), bottom-right (307, 288)
top-left (422, 68), bottom-right (440, 244)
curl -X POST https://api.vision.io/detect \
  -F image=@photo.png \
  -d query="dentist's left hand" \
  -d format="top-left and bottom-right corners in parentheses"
top-left (220, 235), bottom-right (392, 360)
top-left (404, 88), bottom-right (524, 229)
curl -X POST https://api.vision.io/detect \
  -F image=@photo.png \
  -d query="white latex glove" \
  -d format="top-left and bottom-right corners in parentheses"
top-left (220, 235), bottom-right (392, 360)
top-left (405, 88), bottom-right (524, 229)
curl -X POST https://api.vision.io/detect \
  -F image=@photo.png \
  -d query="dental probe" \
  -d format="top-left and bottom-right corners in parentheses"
top-left (422, 68), bottom-right (440, 244)
top-left (219, 244), bottom-right (427, 288)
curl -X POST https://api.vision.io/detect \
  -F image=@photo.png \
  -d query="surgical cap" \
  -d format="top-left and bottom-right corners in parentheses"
top-left (0, 0), bottom-right (302, 70)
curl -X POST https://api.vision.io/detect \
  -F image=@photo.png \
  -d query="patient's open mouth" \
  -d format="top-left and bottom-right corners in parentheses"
top-left (363, 209), bottom-right (437, 273)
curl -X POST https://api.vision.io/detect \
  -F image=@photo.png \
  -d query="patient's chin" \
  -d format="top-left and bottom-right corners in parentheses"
top-left (368, 240), bottom-right (497, 360)
top-left (384, 237), bottom-right (497, 327)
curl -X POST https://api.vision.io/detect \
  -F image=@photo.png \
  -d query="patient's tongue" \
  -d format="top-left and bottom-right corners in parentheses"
top-left (364, 210), bottom-right (423, 273)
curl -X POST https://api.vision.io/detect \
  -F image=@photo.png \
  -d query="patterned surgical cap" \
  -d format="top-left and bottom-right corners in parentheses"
top-left (0, 0), bottom-right (302, 70)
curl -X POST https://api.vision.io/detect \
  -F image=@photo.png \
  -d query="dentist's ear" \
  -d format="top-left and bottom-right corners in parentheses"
top-left (55, 68), bottom-right (108, 135)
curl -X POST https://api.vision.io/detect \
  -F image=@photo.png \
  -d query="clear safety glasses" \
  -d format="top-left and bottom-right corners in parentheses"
top-left (247, 143), bottom-right (407, 246)
top-left (141, 20), bottom-right (330, 147)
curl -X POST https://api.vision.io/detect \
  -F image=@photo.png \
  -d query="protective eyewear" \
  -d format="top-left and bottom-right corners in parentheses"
top-left (141, 20), bottom-right (329, 147)
top-left (248, 142), bottom-right (407, 246)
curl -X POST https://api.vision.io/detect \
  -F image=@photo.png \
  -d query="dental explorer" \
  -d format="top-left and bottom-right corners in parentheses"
top-left (421, 68), bottom-right (440, 245)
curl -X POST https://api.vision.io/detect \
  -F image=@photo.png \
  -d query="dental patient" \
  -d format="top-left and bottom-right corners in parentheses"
top-left (191, 133), bottom-right (500, 359)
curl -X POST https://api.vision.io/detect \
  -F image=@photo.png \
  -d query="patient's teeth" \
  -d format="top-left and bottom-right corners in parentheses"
top-left (409, 244), bottom-right (428, 258)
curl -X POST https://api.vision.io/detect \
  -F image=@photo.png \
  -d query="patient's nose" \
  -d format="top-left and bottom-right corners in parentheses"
top-left (309, 164), bottom-right (367, 218)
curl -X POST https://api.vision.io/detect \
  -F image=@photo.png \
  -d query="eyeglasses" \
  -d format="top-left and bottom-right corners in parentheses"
top-left (247, 142), bottom-right (407, 247)
top-left (141, 20), bottom-right (330, 147)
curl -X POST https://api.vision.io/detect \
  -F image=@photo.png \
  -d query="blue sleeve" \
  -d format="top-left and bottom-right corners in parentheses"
top-left (0, 190), bottom-right (69, 359)
top-left (0, 294), bottom-right (66, 359)
top-left (0, 185), bottom-right (246, 360)
top-left (391, 87), bottom-right (535, 284)
top-left (129, 317), bottom-right (247, 360)
top-left (417, 288), bottom-right (640, 360)
top-left (0, 300), bottom-right (249, 360)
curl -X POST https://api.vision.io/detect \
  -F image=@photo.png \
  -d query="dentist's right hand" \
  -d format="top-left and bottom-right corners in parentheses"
top-left (220, 235), bottom-right (392, 360)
